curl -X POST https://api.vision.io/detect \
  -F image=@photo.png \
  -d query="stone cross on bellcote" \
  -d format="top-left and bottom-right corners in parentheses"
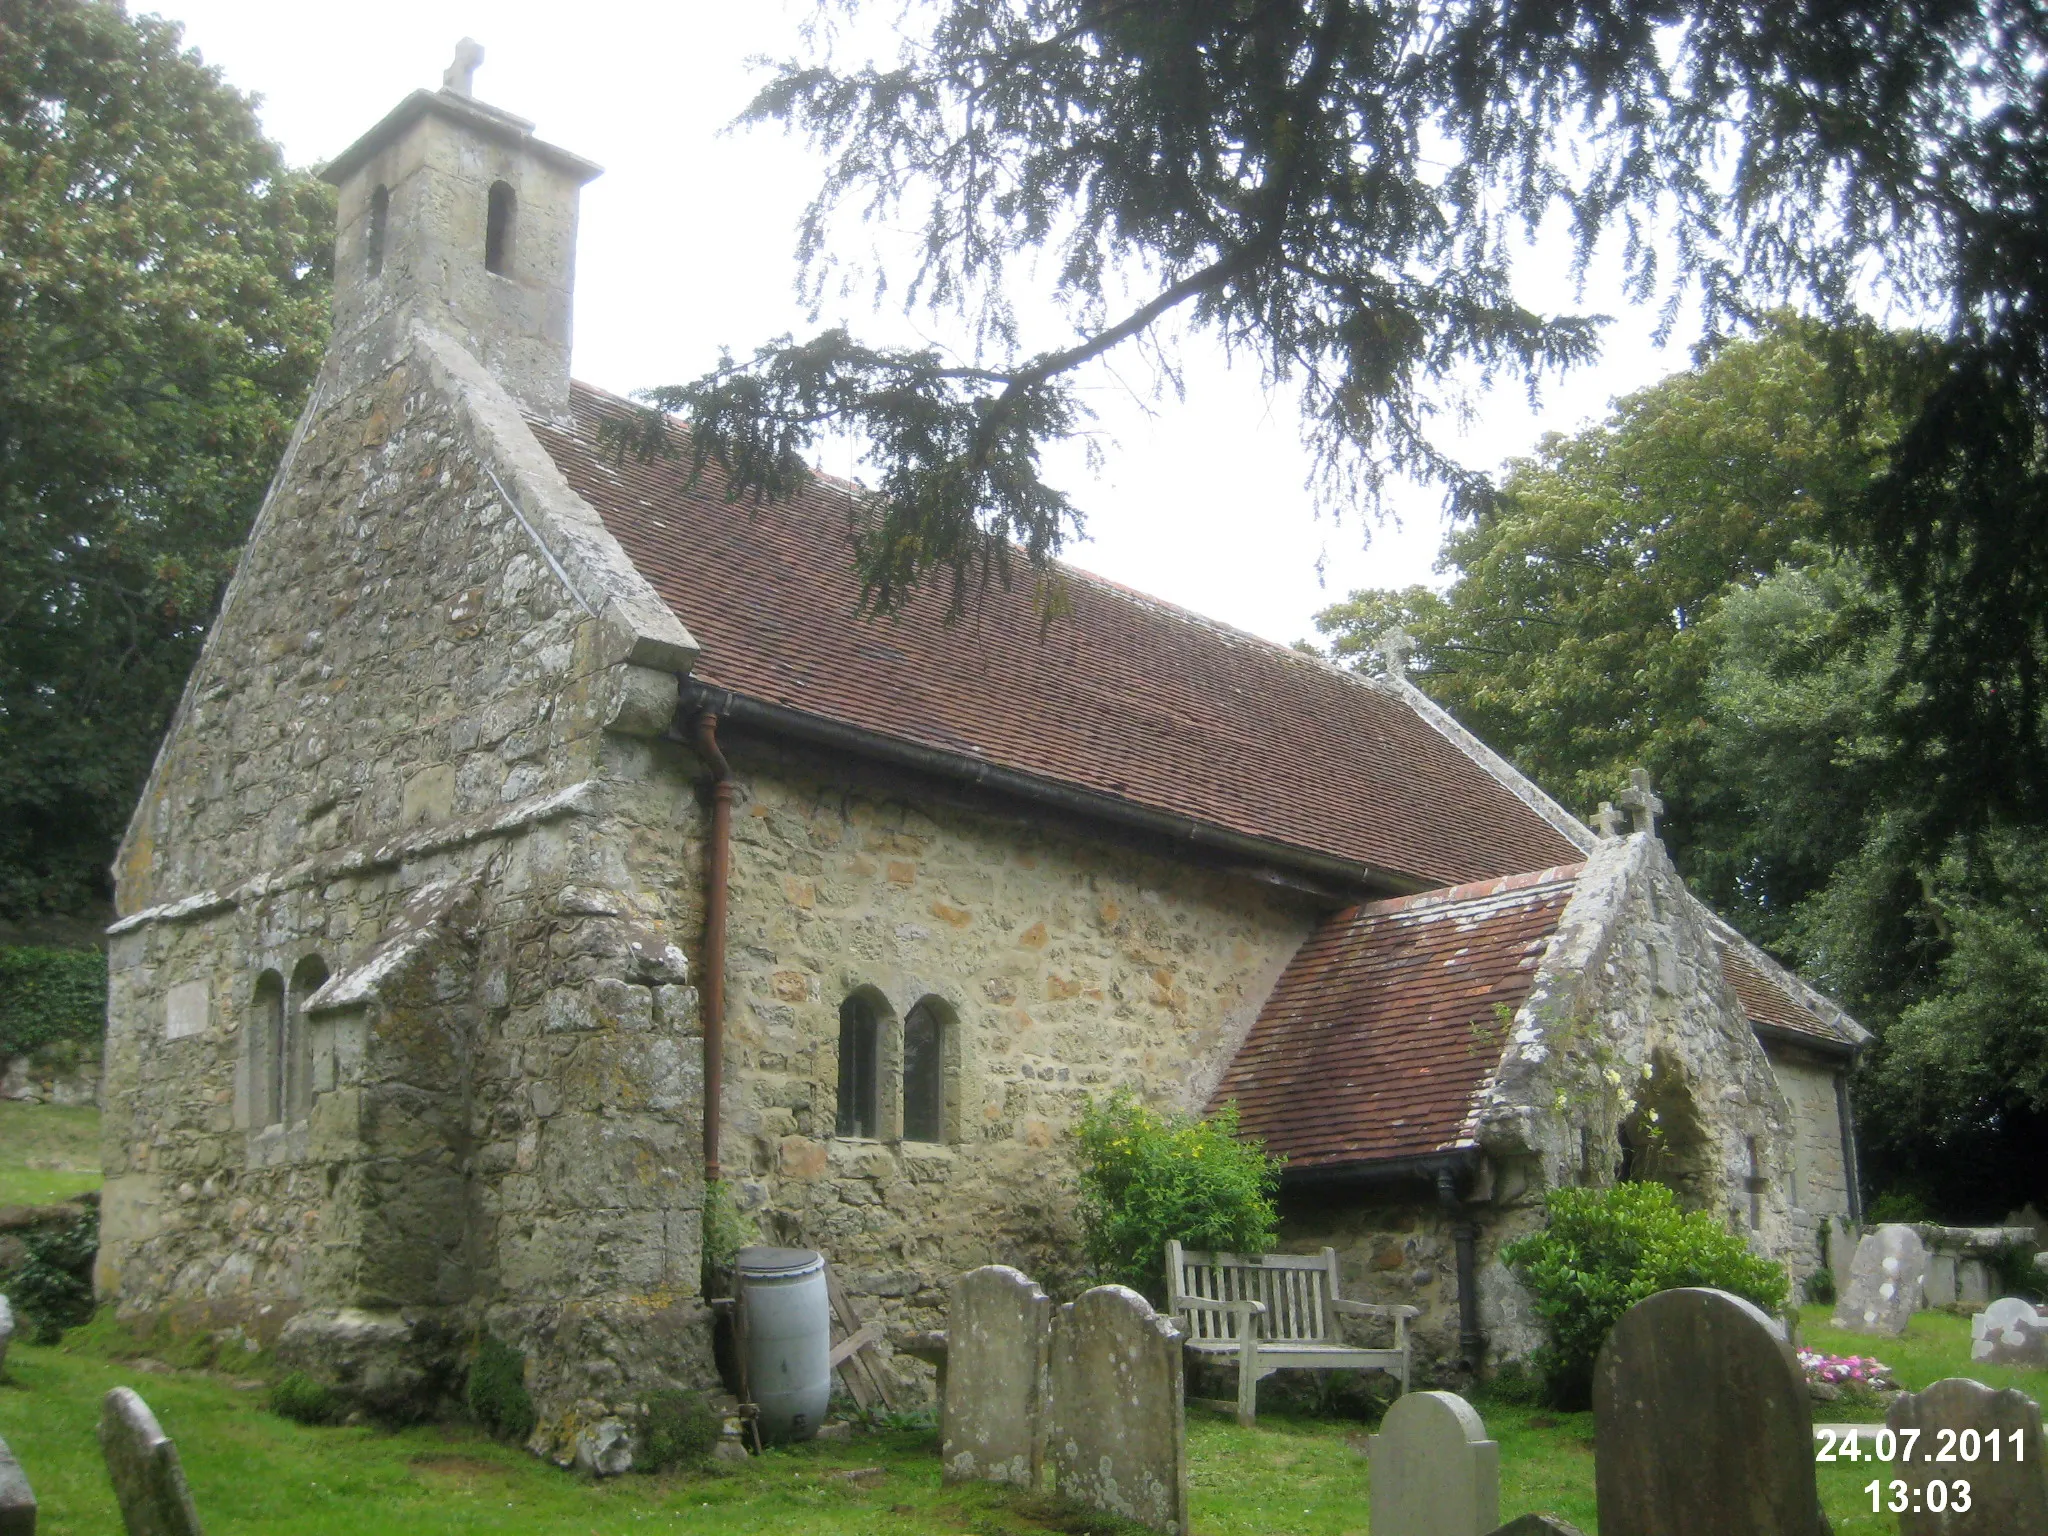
top-left (442, 38), bottom-right (485, 97)
top-left (1617, 766), bottom-right (1663, 837)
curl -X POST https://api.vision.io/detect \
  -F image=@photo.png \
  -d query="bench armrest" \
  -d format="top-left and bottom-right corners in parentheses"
top-left (1175, 1296), bottom-right (1268, 1317)
top-left (1329, 1300), bottom-right (1420, 1321)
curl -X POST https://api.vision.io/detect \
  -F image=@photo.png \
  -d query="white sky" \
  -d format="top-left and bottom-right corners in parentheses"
top-left (158, 0), bottom-right (1701, 647)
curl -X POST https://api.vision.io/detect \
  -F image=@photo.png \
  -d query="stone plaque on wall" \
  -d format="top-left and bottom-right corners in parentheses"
top-left (163, 981), bottom-right (209, 1041)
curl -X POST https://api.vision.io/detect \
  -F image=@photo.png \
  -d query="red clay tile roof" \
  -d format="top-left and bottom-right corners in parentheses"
top-left (1212, 865), bottom-right (1583, 1169)
top-left (1721, 948), bottom-right (1848, 1049)
top-left (534, 385), bottom-right (1585, 887)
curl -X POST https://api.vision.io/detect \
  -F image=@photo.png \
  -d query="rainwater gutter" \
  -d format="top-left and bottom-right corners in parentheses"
top-left (693, 710), bottom-right (733, 1185)
top-left (672, 683), bottom-right (1422, 901)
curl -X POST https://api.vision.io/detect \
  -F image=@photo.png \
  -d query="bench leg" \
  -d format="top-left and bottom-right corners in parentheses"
top-left (1236, 1334), bottom-right (1259, 1428)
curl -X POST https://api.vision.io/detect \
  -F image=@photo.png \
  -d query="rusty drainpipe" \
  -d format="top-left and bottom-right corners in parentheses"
top-left (694, 711), bottom-right (732, 1184)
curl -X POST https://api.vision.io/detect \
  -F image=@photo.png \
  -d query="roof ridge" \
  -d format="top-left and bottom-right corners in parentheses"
top-left (1355, 862), bottom-right (1586, 918)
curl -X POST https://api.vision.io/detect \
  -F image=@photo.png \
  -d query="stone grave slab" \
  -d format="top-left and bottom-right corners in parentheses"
top-left (1369, 1389), bottom-right (1500, 1536)
top-left (1485, 1519), bottom-right (1586, 1536)
top-left (1969, 1297), bottom-right (2048, 1368)
top-left (1045, 1285), bottom-right (1187, 1536)
top-left (1832, 1224), bottom-right (1928, 1336)
top-left (0, 1433), bottom-right (34, 1536)
top-left (1885, 1376), bottom-right (2048, 1534)
top-left (941, 1264), bottom-right (1051, 1486)
top-left (1594, 1287), bottom-right (1825, 1536)
top-left (99, 1387), bottom-right (203, 1536)
top-left (0, 1294), bottom-right (12, 1376)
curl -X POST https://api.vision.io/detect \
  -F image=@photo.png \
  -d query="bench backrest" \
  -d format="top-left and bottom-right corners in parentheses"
top-left (1165, 1241), bottom-right (1342, 1343)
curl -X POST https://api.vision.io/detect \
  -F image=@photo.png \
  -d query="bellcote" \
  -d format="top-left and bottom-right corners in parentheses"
top-left (320, 42), bottom-right (601, 419)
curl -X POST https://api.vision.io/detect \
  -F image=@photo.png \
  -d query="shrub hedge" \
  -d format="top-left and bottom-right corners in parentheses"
top-left (0, 946), bottom-right (106, 1059)
top-left (1501, 1181), bottom-right (1788, 1409)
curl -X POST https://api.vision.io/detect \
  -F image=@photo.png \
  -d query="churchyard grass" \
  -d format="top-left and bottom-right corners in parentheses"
top-left (0, 1102), bottom-right (101, 1206)
top-left (0, 1298), bottom-right (2037, 1533)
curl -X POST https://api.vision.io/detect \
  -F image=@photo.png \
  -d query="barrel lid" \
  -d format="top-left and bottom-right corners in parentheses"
top-left (735, 1245), bottom-right (824, 1278)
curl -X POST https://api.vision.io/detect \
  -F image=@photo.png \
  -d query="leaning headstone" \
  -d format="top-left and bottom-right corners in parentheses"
top-left (1044, 1285), bottom-right (1187, 1536)
top-left (1885, 1377), bottom-right (2048, 1534)
top-left (1369, 1390), bottom-right (1500, 1536)
top-left (1485, 1519), bottom-right (1587, 1536)
top-left (1831, 1223), bottom-right (1929, 1335)
top-left (0, 1295), bottom-right (12, 1376)
top-left (1594, 1287), bottom-right (1825, 1536)
top-left (1970, 1297), bottom-right (2048, 1368)
top-left (0, 1433), bottom-right (34, 1536)
top-left (98, 1387), bottom-right (203, 1536)
top-left (941, 1265), bottom-right (1051, 1486)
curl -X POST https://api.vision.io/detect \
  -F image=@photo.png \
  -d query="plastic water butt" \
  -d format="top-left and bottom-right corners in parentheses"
top-left (736, 1245), bottom-right (831, 1442)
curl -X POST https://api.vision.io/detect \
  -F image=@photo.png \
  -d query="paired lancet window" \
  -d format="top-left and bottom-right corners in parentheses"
top-left (249, 956), bottom-right (328, 1132)
top-left (835, 989), bottom-right (956, 1143)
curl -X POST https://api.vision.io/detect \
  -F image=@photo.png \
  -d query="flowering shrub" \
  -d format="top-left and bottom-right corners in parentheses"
top-left (1798, 1349), bottom-right (1896, 1390)
top-left (1075, 1091), bottom-right (1283, 1302)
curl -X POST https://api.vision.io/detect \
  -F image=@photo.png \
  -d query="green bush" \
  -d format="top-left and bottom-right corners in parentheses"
top-left (1075, 1091), bottom-right (1283, 1302)
top-left (270, 1371), bottom-right (343, 1425)
top-left (637, 1389), bottom-right (719, 1472)
top-left (0, 1205), bottom-right (99, 1343)
top-left (466, 1332), bottom-right (536, 1443)
top-left (0, 947), bottom-right (106, 1059)
top-left (1501, 1182), bottom-right (1788, 1409)
top-left (700, 1177), bottom-right (758, 1285)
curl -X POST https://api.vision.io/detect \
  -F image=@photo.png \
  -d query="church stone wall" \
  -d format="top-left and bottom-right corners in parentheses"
top-left (1769, 1045), bottom-right (1853, 1276)
top-left (101, 338), bottom-right (711, 1462)
top-left (703, 735), bottom-right (1322, 1389)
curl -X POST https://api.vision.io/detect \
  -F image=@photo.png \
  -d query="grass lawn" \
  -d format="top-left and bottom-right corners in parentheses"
top-left (0, 1102), bottom-right (102, 1206)
top-left (4, 1306), bottom-right (2035, 1534)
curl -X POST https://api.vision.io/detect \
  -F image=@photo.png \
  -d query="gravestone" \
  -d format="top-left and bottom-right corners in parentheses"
top-left (941, 1265), bottom-right (1051, 1486)
top-left (0, 1433), bottom-right (34, 1536)
top-left (1044, 1285), bottom-right (1187, 1536)
top-left (98, 1387), bottom-right (203, 1536)
top-left (1885, 1377), bottom-right (2048, 1534)
top-left (1969, 1297), bottom-right (2048, 1368)
top-left (0, 1295), bottom-right (12, 1376)
top-left (1486, 1519), bottom-right (1587, 1536)
top-left (1369, 1390), bottom-right (1500, 1536)
top-left (1594, 1287), bottom-right (1825, 1536)
top-left (1831, 1224), bottom-right (1928, 1335)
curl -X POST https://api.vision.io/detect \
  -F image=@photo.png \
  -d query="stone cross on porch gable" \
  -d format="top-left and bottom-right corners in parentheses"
top-left (1593, 802), bottom-right (1626, 839)
top-left (1376, 628), bottom-right (1417, 678)
top-left (442, 38), bottom-right (485, 97)
top-left (1617, 767), bottom-right (1663, 837)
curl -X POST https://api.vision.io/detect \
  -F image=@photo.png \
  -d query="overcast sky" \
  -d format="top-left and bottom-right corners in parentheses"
top-left (158, 0), bottom-right (1701, 648)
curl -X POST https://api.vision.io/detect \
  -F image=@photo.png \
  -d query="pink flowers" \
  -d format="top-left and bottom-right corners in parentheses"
top-left (1798, 1349), bottom-right (1897, 1388)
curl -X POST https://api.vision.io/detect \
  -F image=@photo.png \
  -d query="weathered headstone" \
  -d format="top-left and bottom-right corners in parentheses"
top-left (1885, 1377), bottom-right (2048, 1534)
top-left (1044, 1285), bottom-right (1187, 1536)
top-left (98, 1387), bottom-right (203, 1536)
top-left (0, 1433), bottom-right (34, 1536)
top-left (1485, 1519), bottom-right (1587, 1536)
top-left (1369, 1389), bottom-right (1500, 1536)
top-left (941, 1264), bottom-right (1051, 1486)
top-left (1594, 1287), bottom-right (1825, 1536)
top-left (0, 1295), bottom-right (12, 1377)
top-left (1970, 1297), bottom-right (2048, 1368)
top-left (1831, 1224), bottom-right (1928, 1335)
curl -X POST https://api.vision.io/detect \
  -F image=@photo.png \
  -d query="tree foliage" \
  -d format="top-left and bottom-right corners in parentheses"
top-left (626, 0), bottom-right (2048, 797)
top-left (0, 945), bottom-right (106, 1058)
top-left (0, 0), bottom-right (332, 917)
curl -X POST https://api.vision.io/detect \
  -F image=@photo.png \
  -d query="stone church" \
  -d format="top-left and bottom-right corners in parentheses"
top-left (99, 63), bottom-right (1867, 1462)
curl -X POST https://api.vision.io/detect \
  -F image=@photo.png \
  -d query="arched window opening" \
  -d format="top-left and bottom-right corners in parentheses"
top-left (251, 971), bottom-right (285, 1129)
top-left (485, 180), bottom-right (516, 274)
top-left (366, 184), bottom-right (389, 277)
top-left (836, 991), bottom-right (882, 1138)
top-left (287, 955), bottom-right (329, 1123)
top-left (902, 998), bottom-right (950, 1143)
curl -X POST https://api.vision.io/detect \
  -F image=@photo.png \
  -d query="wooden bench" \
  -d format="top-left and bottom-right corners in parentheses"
top-left (1165, 1240), bottom-right (1417, 1426)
